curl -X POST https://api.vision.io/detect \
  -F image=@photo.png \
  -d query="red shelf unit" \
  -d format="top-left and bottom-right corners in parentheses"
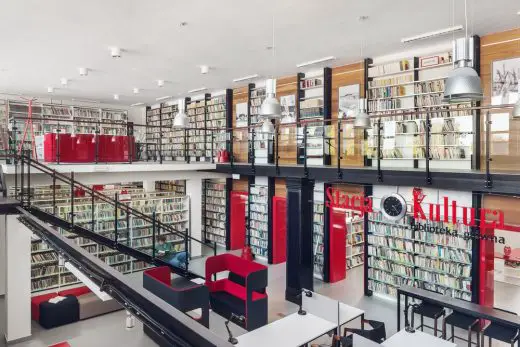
top-left (272, 196), bottom-right (287, 264)
top-left (230, 191), bottom-right (248, 250)
top-left (329, 207), bottom-right (347, 283)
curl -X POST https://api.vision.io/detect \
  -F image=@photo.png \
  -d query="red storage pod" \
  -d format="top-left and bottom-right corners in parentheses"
top-left (98, 135), bottom-right (112, 162)
top-left (272, 196), bottom-right (287, 264)
top-left (230, 192), bottom-right (248, 250)
top-left (329, 207), bottom-right (347, 283)
top-left (43, 133), bottom-right (56, 162)
top-left (73, 134), bottom-right (95, 162)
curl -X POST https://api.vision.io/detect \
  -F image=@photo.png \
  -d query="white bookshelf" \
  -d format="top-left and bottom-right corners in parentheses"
top-left (249, 180), bottom-right (269, 260)
top-left (313, 182), bottom-right (325, 280)
top-left (28, 186), bottom-right (188, 293)
top-left (203, 179), bottom-right (227, 246)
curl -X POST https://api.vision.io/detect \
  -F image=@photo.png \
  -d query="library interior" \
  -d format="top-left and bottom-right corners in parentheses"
top-left (3, 1), bottom-right (520, 346)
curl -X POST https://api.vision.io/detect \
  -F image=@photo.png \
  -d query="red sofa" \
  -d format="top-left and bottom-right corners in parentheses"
top-left (205, 254), bottom-right (268, 331)
top-left (31, 286), bottom-right (90, 321)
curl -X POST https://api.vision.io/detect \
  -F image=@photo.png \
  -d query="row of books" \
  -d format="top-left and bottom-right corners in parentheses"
top-left (368, 59), bottom-right (414, 78)
top-left (368, 98), bottom-right (415, 112)
top-left (300, 78), bottom-right (322, 89)
top-left (368, 75), bottom-right (415, 88)
top-left (368, 86), bottom-right (410, 99)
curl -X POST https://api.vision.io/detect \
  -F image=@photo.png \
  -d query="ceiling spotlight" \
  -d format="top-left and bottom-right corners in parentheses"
top-left (79, 67), bottom-right (88, 76)
top-left (113, 94), bottom-right (120, 101)
top-left (200, 65), bottom-right (209, 74)
top-left (180, 22), bottom-right (188, 27)
top-left (133, 88), bottom-right (140, 94)
top-left (157, 80), bottom-right (165, 87)
top-left (358, 15), bottom-right (369, 21)
top-left (60, 78), bottom-right (68, 86)
top-left (47, 86), bottom-right (54, 93)
top-left (110, 47), bottom-right (121, 58)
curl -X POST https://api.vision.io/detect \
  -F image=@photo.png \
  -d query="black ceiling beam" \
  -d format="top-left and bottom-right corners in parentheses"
top-left (212, 164), bottom-right (520, 196)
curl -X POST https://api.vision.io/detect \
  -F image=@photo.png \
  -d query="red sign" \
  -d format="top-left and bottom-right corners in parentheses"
top-left (326, 187), bottom-right (505, 230)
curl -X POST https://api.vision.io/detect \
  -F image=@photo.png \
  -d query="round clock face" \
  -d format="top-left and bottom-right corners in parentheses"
top-left (380, 194), bottom-right (407, 221)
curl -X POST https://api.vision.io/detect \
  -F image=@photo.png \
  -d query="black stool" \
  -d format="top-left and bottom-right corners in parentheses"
top-left (481, 308), bottom-right (519, 347)
top-left (412, 301), bottom-right (446, 336)
top-left (442, 311), bottom-right (481, 347)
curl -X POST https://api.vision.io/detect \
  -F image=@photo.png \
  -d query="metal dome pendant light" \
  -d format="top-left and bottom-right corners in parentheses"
top-left (260, 15), bottom-right (281, 120)
top-left (173, 99), bottom-right (189, 128)
top-left (443, 0), bottom-right (483, 103)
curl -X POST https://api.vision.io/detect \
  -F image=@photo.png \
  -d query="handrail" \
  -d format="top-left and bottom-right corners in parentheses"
top-left (13, 154), bottom-right (214, 251)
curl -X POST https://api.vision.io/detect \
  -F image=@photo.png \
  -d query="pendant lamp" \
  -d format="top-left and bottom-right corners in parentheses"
top-left (173, 99), bottom-right (189, 128)
top-left (443, 0), bottom-right (483, 103)
top-left (354, 99), bottom-right (371, 129)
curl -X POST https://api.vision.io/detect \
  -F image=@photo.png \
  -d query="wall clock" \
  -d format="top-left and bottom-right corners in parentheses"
top-left (380, 193), bottom-right (407, 221)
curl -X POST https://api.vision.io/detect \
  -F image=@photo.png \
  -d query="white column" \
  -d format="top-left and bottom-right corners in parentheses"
top-left (142, 180), bottom-right (156, 192)
top-left (186, 179), bottom-right (202, 257)
top-left (0, 214), bottom-right (6, 296)
top-left (5, 215), bottom-right (31, 342)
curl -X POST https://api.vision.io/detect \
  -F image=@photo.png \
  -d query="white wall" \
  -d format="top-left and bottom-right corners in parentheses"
top-left (186, 179), bottom-right (202, 258)
top-left (5, 215), bottom-right (31, 342)
top-left (0, 214), bottom-right (5, 296)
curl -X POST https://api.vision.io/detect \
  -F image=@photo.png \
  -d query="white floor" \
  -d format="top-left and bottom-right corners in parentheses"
top-left (3, 258), bottom-right (520, 347)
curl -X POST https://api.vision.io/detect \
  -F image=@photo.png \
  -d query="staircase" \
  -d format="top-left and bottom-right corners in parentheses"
top-left (13, 154), bottom-right (216, 279)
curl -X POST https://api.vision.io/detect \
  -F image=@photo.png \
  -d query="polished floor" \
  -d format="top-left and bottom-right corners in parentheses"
top-left (2, 259), bottom-right (519, 347)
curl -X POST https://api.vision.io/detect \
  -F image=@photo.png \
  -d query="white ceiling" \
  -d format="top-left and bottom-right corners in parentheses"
top-left (0, 0), bottom-right (518, 107)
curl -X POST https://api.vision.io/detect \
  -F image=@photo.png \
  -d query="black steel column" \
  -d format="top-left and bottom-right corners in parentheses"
top-left (363, 185), bottom-right (373, 296)
top-left (471, 192), bottom-right (482, 304)
top-left (225, 177), bottom-right (232, 250)
top-left (267, 177), bottom-right (275, 264)
top-left (285, 177), bottom-right (314, 304)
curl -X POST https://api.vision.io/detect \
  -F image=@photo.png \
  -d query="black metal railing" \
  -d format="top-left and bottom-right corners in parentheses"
top-left (12, 151), bottom-right (217, 277)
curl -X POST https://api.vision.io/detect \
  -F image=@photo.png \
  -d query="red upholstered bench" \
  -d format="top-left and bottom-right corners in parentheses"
top-left (205, 253), bottom-right (268, 331)
top-left (31, 286), bottom-right (91, 321)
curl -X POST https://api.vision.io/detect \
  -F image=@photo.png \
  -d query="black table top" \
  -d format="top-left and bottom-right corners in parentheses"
top-left (398, 286), bottom-right (520, 329)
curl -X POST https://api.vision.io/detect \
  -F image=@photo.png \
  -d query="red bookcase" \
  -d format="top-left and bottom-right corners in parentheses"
top-left (272, 196), bottom-right (287, 264)
top-left (329, 207), bottom-right (347, 283)
top-left (230, 192), bottom-right (248, 250)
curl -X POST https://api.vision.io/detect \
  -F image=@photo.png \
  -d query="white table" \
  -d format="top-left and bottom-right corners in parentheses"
top-left (235, 312), bottom-right (336, 347)
top-left (350, 333), bottom-right (382, 347)
top-left (383, 330), bottom-right (456, 347)
top-left (338, 302), bottom-right (365, 326)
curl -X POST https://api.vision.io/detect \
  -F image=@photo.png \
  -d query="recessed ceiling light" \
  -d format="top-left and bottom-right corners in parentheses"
top-left (200, 65), bottom-right (209, 74)
top-left (180, 22), bottom-right (188, 26)
top-left (358, 15), bottom-right (369, 21)
top-left (266, 46), bottom-right (273, 50)
top-left (157, 80), bottom-right (165, 87)
top-left (110, 47), bottom-right (121, 58)
top-left (188, 87), bottom-right (207, 93)
top-left (113, 94), bottom-right (120, 100)
top-left (133, 88), bottom-right (140, 94)
top-left (60, 78), bottom-right (68, 86)
top-left (47, 86), bottom-right (54, 93)
top-left (130, 102), bottom-right (144, 107)
top-left (517, 10), bottom-right (520, 15)
top-left (296, 56), bottom-right (336, 68)
top-left (156, 95), bottom-right (172, 101)
top-left (79, 67), bottom-right (88, 76)
top-left (233, 74), bottom-right (259, 83)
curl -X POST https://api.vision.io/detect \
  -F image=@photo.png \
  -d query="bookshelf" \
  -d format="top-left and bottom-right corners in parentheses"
top-left (145, 106), bottom-right (161, 161)
top-left (313, 183), bottom-right (325, 280)
top-left (155, 180), bottom-right (186, 195)
top-left (146, 103), bottom-right (185, 161)
top-left (187, 98), bottom-right (208, 161)
top-left (248, 182), bottom-right (269, 260)
top-left (28, 186), bottom-right (188, 293)
top-left (366, 210), bottom-right (472, 301)
top-left (346, 213), bottom-right (364, 270)
top-left (297, 68), bottom-right (332, 166)
top-left (249, 85), bottom-right (266, 126)
top-left (6, 100), bottom-right (128, 154)
top-left (203, 178), bottom-right (227, 246)
top-left (366, 52), bottom-right (475, 170)
top-left (206, 93), bottom-right (229, 160)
